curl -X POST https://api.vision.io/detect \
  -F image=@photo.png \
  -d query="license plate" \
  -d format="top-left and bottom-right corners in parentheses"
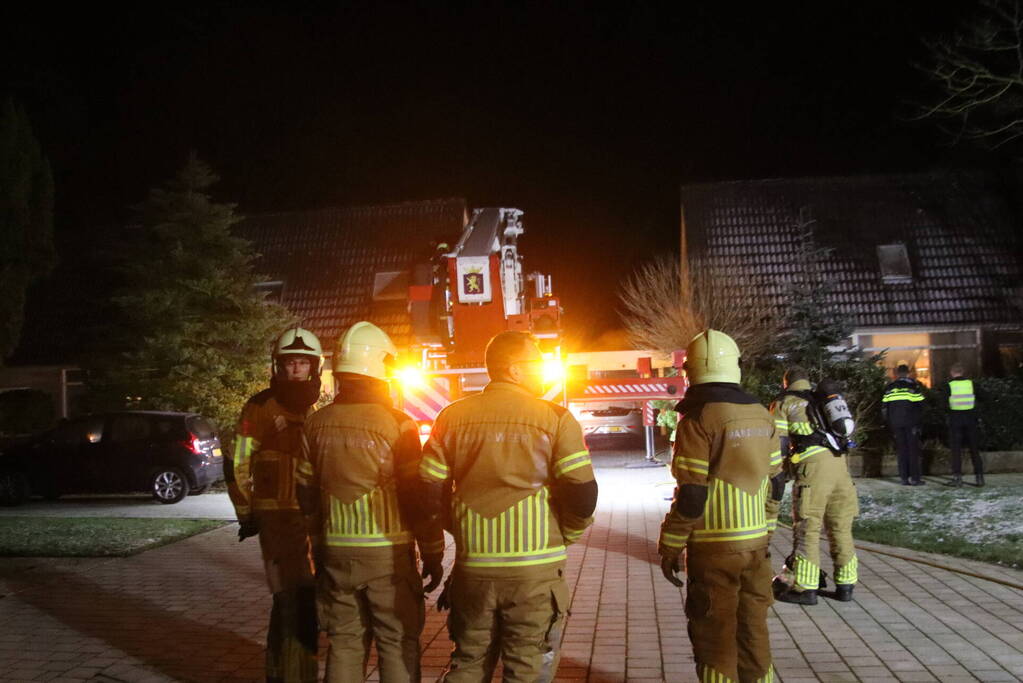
top-left (606, 426), bottom-right (624, 433)
top-left (212, 447), bottom-right (222, 457)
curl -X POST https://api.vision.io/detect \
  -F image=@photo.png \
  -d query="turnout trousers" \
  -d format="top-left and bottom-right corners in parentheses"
top-left (317, 546), bottom-right (425, 683)
top-left (256, 510), bottom-right (318, 683)
top-left (685, 548), bottom-right (774, 683)
top-left (788, 455), bottom-right (859, 591)
top-left (948, 413), bottom-right (983, 477)
top-left (441, 568), bottom-right (569, 683)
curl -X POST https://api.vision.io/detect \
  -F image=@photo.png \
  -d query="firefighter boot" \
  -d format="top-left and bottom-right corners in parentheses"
top-left (975, 472), bottom-right (985, 487)
top-left (775, 587), bottom-right (818, 605)
top-left (832, 584), bottom-right (854, 602)
top-left (944, 474), bottom-right (963, 487)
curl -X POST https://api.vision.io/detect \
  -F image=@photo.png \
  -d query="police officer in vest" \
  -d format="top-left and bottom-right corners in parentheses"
top-left (420, 331), bottom-right (598, 682)
top-left (938, 363), bottom-right (986, 487)
top-left (882, 364), bottom-right (926, 486)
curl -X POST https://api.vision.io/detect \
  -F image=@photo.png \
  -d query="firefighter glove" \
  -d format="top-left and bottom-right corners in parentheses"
top-left (422, 556), bottom-right (444, 593)
top-left (237, 520), bottom-right (260, 542)
top-left (660, 554), bottom-right (685, 587)
top-left (436, 576), bottom-right (453, 611)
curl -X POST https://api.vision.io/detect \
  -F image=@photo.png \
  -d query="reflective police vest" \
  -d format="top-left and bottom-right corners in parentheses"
top-left (948, 379), bottom-right (976, 411)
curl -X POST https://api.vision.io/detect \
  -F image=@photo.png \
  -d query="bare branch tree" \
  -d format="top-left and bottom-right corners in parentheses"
top-left (912, 0), bottom-right (1023, 148)
top-left (619, 255), bottom-right (779, 361)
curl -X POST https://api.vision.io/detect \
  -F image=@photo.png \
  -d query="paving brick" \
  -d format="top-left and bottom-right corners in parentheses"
top-left (2, 468), bottom-right (1023, 682)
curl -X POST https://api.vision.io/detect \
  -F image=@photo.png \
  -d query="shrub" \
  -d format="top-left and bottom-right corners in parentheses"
top-left (975, 376), bottom-right (1023, 450)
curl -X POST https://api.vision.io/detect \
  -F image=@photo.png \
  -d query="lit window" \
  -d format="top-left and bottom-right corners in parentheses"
top-left (877, 244), bottom-right (912, 284)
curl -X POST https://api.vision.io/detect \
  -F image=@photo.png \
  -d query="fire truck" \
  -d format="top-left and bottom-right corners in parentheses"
top-left (395, 207), bottom-right (685, 454)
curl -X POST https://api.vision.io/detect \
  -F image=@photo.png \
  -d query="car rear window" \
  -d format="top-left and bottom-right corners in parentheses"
top-left (110, 415), bottom-right (152, 442)
top-left (153, 419), bottom-right (178, 438)
top-left (186, 416), bottom-right (217, 438)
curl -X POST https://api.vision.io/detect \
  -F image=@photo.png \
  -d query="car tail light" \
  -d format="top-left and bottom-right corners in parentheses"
top-left (182, 435), bottom-right (203, 455)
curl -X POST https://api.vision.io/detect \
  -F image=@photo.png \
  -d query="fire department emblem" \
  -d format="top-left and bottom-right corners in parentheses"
top-left (463, 267), bottom-right (483, 295)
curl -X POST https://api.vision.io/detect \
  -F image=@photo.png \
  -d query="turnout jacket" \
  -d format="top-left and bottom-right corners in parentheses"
top-left (770, 379), bottom-right (831, 464)
top-left (228, 389), bottom-right (312, 522)
top-left (419, 381), bottom-right (598, 577)
top-left (659, 383), bottom-right (782, 557)
top-left (297, 379), bottom-right (445, 559)
top-left (882, 377), bottom-right (924, 427)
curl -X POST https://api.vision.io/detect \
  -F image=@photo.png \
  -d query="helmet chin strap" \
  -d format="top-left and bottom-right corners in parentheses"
top-left (270, 374), bottom-right (322, 411)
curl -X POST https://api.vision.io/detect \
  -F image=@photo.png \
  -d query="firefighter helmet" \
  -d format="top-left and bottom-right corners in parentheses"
top-left (272, 327), bottom-right (323, 376)
top-left (684, 329), bottom-right (741, 385)
top-left (334, 321), bottom-right (397, 381)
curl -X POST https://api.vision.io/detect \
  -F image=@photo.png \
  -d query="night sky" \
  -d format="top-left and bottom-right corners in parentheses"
top-left (3, 3), bottom-right (979, 351)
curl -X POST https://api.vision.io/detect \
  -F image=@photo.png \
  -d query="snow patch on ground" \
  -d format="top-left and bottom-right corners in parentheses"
top-left (856, 484), bottom-right (1023, 544)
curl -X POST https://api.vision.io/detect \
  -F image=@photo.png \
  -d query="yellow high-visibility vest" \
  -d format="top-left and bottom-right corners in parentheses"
top-left (949, 379), bottom-right (976, 411)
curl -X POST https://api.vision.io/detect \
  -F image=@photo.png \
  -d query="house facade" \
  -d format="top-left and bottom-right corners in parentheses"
top-left (680, 171), bottom-right (1023, 385)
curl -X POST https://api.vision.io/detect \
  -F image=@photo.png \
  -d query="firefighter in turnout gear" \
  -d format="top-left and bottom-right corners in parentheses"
top-left (419, 331), bottom-right (598, 682)
top-left (227, 327), bottom-right (323, 683)
top-left (882, 364), bottom-right (926, 485)
top-left (658, 330), bottom-right (781, 683)
top-left (937, 363), bottom-right (986, 487)
top-left (297, 321), bottom-right (445, 683)
top-left (772, 368), bottom-right (859, 605)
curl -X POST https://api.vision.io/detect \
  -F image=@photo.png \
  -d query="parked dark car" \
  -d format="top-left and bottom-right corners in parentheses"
top-left (0, 411), bottom-right (223, 506)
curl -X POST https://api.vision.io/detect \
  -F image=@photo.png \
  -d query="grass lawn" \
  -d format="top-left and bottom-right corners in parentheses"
top-left (780, 475), bottom-right (1023, 570)
top-left (0, 518), bottom-right (227, 557)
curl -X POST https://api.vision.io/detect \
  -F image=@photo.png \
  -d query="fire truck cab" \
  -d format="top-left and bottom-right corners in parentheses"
top-left (397, 208), bottom-right (566, 440)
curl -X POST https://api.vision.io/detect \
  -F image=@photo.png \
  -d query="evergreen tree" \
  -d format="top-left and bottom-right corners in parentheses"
top-left (0, 98), bottom-right (55, 363)
top-left (781, 216), bottom-right (889, 454)
top-left (783, 222), bottom-right (852, 376)
top-left (91, 155), bottom-right (291, 433)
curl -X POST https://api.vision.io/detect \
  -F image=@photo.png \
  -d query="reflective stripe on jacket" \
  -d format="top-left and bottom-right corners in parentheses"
top-left (227, 389), bottom-right (311, 520)
top-left (659, 383), bottom-right (782, 556)
top-left (298, 379), bottom-right (445, 558)
top-left (420, 381), bottom-right (596, 575)
top-left (772, 380), bottom-right (828, 464)
top-left (882, 377), bottom-right (925, 427)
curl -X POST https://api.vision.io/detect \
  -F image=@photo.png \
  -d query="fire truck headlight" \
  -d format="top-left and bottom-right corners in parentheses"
top-left (396, 366), bottom-right (426, 388)
top-left (542, 358), bottom-right (566, 384)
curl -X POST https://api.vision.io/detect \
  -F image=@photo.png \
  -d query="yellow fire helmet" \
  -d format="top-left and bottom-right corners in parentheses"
top-left (333, 321), bottom-right (398, 381)
top-left (272, 327), bottom-right (323, 376)
top-left (684, 329), bottom-right (741, 385)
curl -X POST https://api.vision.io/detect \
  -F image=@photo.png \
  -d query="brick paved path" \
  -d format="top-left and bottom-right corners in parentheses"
top-left (1, 467), bottom-right (1022, 682)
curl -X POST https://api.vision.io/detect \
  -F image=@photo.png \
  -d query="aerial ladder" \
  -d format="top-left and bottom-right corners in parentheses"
top-left (396, 207), bottom-right (687, 455)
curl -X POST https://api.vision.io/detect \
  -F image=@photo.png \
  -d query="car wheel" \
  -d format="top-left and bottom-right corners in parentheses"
top-left (188, 484), bottom-right (211, 496)
top-left (0, 470), bottom-right (29, 506)
top-left (151, 467), bottom-right (190, 504)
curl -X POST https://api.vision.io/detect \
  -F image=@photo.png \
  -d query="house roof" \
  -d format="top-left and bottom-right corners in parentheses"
top-left (237, 198), bottom-right (468, 351)
top-left (680, 171), bottom-right (1023, 329)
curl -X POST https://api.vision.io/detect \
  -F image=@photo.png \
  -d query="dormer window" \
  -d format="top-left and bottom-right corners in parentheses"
top-left (877, 244), bottom-right (912, 284)
top-left (372, 271), bottom-right (409, 301)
